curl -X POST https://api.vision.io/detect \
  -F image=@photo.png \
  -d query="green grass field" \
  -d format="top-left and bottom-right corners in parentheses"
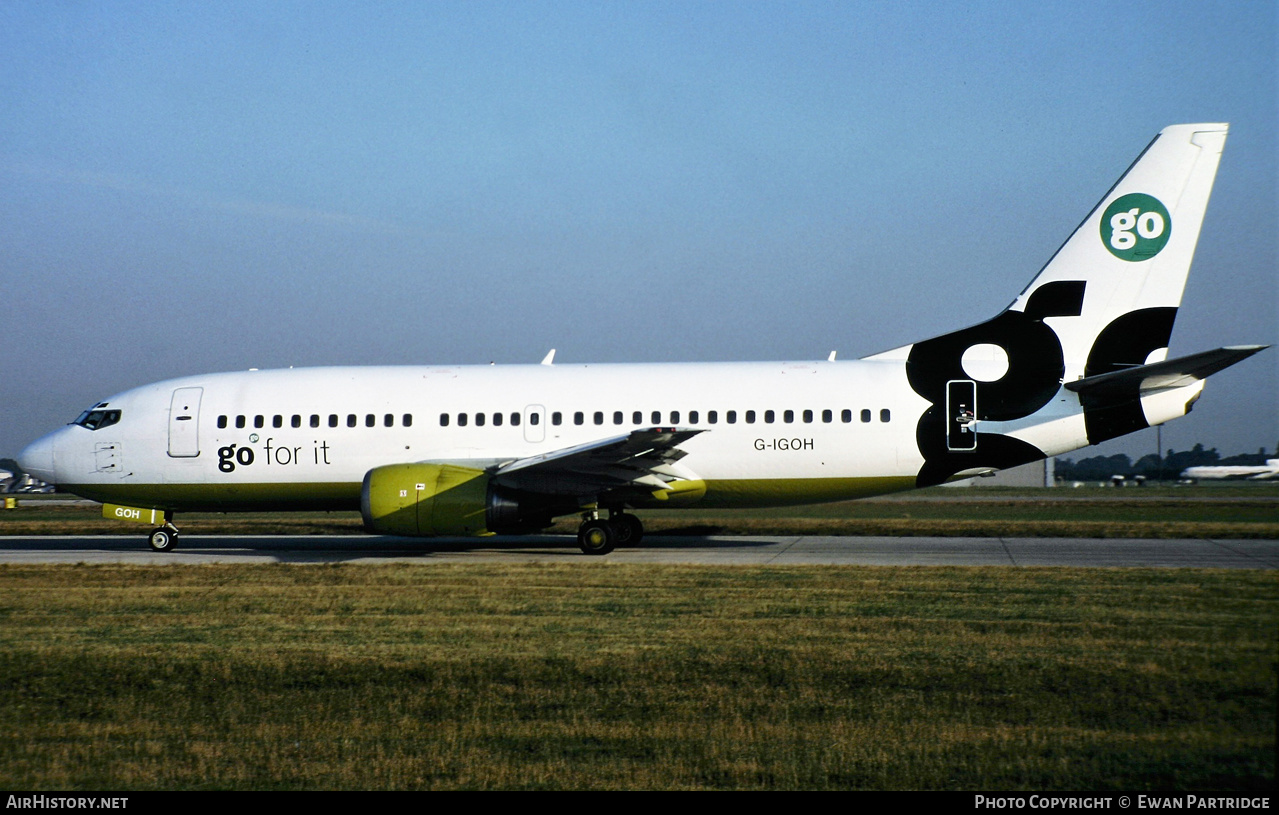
top-left (0, 563), bottom-right (1273, 790)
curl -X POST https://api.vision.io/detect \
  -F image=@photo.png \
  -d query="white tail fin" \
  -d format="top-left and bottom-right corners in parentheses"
top-left (868, 124), bottom-right (1240, 487)
top-left (1007, 122), bottom-right (1228, 370)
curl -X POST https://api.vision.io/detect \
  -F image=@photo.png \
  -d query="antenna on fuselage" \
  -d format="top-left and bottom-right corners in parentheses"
top-left (541, 349), bottom-right (556, 366)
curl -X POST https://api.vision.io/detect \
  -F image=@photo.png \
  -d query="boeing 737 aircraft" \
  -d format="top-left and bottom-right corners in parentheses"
top-left (19, 123), bottom-right (1267, 554)
top-left (1181, 460), bottom-right (1279, 481)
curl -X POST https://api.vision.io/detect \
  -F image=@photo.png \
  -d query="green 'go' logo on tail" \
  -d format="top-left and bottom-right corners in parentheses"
top-left (1100, 193), bottom-right (1171, 261)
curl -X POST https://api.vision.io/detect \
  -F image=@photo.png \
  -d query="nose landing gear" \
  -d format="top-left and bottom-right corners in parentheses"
top-left (148, 514), bottom-right (180, 552)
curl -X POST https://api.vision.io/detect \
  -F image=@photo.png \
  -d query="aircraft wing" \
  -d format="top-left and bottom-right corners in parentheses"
top-left (1064, 345), bottom-right (1268, 397)
top-left (490, 427), bottom-right (706, 496)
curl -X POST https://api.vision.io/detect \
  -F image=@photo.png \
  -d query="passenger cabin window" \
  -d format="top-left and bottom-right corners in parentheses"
top-left (365, 414), bottom-right (375, 427)
top-left (613, 411), bottom-right (623, 425)
top-left (510, 412), bottom-right (520, 426)
top-left (764, 410), bottom-right (774, 423)
top-left (552, 412), bottom-right (562, 426)
top-left (727, 410), bottom-right (736, 424)
top-left (236, 415), bottom-right (246, 429)
top-left (802, 410), bottom-right (813, 424)
top-left (746, 410), bottom-right (756, 424)
top-left (274, 415), bottom-right (284, 428)
top-left (347, 414), bottom-right (357, 428)
top-left (458, 413), bottom-right (468, 427)
top-left (440, 413), bottom-right (450, 427)
top-left (880, 409), bottom-right (891, 423)
top-left (861, 409), bottom-right (872, 423)
top-left (708, 411), bottom-right (718, 424)
top-left (670, 411), bottom-right (680, 424)
top-left (593, 411), bottom-right (604, 425)
top-left (311, 415), bottom-right (320, 428)
top-left (842, 409), bottom-right (852, 423)
top-left (475, 413), bottom-right (485, 427)
top-left (292, 415), bottom-right (302, 428)
top-left (651, 411), bottom-right (661, 424)
top-left (255, 415), bottom-right (265, 429)
top-left (689, 411), bottom-right (699, 424)
top-left (217, 415), bottom-right (228, 429)
top-left (329, 414), bottom-right (339, 428)
top-left (493, 412), bottom-right (503, 426)
top-left (574, 412), bottom-right (584, 426)
top-left (633, 411), bottom-right (642, 425)
top-left (784, 410), bottom-right (794, 423)
top-left (384, 414), bottom-right (394, 427)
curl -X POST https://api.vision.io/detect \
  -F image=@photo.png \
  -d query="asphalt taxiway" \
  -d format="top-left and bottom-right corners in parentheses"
top-left (1, 534), bottom-right (1276, 568)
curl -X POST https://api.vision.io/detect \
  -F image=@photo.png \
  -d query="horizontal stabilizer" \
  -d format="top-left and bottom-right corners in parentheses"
top-left (1064, 345), bottom-right (1268, 397)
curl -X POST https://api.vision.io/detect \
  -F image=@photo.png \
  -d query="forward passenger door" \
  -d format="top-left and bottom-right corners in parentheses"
top-left (168, 387), bottom-right (203, 457)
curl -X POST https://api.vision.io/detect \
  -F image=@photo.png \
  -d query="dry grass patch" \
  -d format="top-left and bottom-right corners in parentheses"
top-left (0, 563), bottom-right (1273, 789)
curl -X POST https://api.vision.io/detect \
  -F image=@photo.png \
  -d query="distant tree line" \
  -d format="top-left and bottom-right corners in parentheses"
top-left (1055, 443), bottom-right (1276, 482)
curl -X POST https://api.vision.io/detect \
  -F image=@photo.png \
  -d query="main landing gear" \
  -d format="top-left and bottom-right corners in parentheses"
top-left (576, 511), bottom-right (644, 555)
top-left (148, 513), bottom-right (180, 552)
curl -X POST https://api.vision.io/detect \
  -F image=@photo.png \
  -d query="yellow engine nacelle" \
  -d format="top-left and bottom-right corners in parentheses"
top-left (361, 463), bottom-right (495, 536)
top-left (361, 463), bottom-right (558, 537)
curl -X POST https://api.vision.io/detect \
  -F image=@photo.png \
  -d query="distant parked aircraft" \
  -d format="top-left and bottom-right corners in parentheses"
top-left (1181, 460), bottom-right (1279, 480)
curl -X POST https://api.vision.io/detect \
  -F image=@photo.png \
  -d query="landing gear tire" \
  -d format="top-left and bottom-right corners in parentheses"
top-left (577, 519), bottom-right (616, 556)
top-left (148, 527), bottom-right (179, 552)
top-left (610, 514), bottom-right (644, 547)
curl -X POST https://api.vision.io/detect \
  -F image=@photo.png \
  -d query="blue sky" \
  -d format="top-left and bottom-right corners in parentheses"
top-left (2, 0), bottom-right (1275, 462)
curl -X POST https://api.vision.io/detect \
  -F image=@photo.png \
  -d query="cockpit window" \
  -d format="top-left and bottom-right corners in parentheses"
top-left (72, 409), bottom-right (122, 431)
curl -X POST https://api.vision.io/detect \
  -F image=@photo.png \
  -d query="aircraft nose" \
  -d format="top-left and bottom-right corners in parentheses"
top-left (18, 432), bottom-right (58, 484)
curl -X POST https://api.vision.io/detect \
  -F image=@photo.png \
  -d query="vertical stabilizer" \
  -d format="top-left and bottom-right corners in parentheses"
top-left (1008, 122), bottom-right (1227, 371)
top-left (867, 124), bottom-right (1231, 486)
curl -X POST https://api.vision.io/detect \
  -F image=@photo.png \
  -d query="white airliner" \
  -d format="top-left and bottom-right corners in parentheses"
top-left (1181, 460), bottom-right (1279, 481)
top-left (18, 123), bottom-right (1268, 554)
